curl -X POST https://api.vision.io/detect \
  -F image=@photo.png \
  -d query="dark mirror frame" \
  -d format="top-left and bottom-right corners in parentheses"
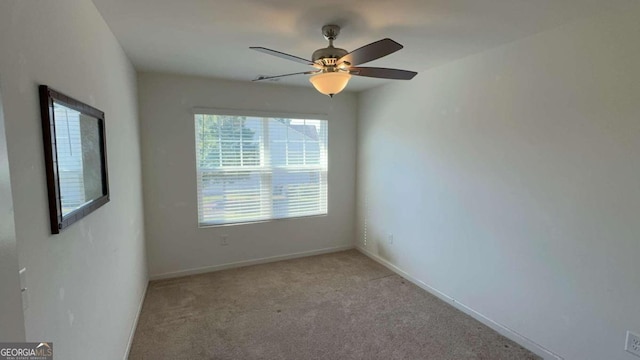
top-left (39, 85), bottom-right (110, 234)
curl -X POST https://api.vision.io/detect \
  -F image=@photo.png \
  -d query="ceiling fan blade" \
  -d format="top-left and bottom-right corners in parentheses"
top-left (252, 71), bottom-right (319, 81)
top-left (349, 67), bottom-right (417, 80)
top-left (250, 47), bottom-right (314, 66)
top-left (338, 39), bottom-right (403, 66)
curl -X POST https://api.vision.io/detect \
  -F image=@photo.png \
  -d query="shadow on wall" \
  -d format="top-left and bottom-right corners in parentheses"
top-left (374, 235), bottom-right (397, 265)
top-left (361, 187), bottom-right (397, 264)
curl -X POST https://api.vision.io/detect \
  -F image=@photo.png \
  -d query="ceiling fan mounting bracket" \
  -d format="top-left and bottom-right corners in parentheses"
top-left (322, 25), bottom-right (341, 41)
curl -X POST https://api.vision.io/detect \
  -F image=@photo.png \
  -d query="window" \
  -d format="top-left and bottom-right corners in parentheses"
top-left (195, 113), bottom-right (328, 226)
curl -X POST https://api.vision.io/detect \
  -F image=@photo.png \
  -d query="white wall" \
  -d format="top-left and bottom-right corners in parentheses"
top-left (0, 1), bottom-right (147, 359)
top-left (138, 73), bottom-right (357, 278)
top-left (357, 6), bottom-right (640, 360)
top-left (0, 83), bottom-right (26, 342)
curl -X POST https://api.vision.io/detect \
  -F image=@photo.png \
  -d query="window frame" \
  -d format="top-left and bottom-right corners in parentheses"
top-left (193, 108), bottom-right (329, 228)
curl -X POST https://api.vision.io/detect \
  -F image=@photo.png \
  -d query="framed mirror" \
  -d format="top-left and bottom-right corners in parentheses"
top-left (39, 86), bottom-right (109, 234)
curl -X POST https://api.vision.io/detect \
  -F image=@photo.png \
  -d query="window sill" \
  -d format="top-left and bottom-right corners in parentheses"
top-left (198, 213), bottom-right (328, 229)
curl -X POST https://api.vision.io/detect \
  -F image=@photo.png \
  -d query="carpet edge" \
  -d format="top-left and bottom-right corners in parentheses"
top-left (149, 245), bottom-right (355, 281)
top-left (123, 280), bottom-right (149, 360)
top-left (355, 246), bottom-right (563, 360)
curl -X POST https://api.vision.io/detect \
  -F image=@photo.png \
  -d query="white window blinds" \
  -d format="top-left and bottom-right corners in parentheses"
top-left (53, 102), bottom-right (87, 215)
top-left (195, 114), bottom-right (328, 226)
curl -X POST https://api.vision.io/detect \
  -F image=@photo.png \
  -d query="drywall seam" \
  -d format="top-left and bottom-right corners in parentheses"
top-left (356, 246), bottom-right (563, 360)
top-left (123, 281), bottom-right (148, 360)
top-left (150, 245), bottom-right (354, 280)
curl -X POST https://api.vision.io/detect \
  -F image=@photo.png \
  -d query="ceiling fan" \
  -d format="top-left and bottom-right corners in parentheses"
top-left (250, 25), bottom-right (418, 97)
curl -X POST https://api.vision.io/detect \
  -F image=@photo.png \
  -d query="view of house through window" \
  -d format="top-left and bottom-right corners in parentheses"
top-left (195, 113), bottom-right (328, 226)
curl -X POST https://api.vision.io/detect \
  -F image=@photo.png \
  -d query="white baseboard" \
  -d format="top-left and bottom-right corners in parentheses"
top-left (123, 280), bottom-right (148, 360)
top-left (356, 246), bottom-right (563, 360)
top-left (150, 245), bottom-right (355, 281)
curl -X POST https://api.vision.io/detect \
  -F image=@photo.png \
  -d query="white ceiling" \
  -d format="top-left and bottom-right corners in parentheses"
top-left (92, 0), bottom-right (631, 92)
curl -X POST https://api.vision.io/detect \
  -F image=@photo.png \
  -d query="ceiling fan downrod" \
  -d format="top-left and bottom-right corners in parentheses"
top-left (313, 25), bottom-right (349, 68)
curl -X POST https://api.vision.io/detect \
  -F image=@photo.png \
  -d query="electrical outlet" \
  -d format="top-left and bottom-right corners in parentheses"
top-left (388, 233), bottom-right (394, 244)
top-left (220, 234), bottom-right (229, 246)
top-left (626, 331), bottom-right (640, 357)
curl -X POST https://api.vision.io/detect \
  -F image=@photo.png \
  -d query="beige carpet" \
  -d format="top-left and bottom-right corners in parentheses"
top-left (129, 250), bottom-right (540, 360)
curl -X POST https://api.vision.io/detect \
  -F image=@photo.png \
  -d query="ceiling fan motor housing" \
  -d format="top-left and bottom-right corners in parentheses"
top-left (312, 47), bottom-right (348, 66)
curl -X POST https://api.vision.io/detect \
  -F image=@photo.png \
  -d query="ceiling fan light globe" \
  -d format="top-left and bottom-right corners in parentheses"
top-left (309, 72), bottom-right (351, 96)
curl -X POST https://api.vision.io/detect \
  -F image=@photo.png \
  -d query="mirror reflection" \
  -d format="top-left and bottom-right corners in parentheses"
top-left (53, 101), bottom-right (105, 216)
